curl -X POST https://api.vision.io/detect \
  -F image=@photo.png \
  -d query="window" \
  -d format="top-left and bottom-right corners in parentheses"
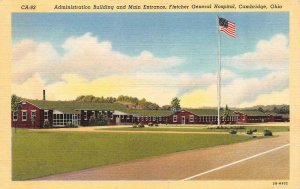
top-left (173, 115), bottom-right (177, 122)
top-left (83, 111), bottom-right (87, 120)
top-left (44, 110), bottom-right (49, 120)
top-left (31, 111), bottom-right (36, 120)
top-left (153, 117), bottom-right (156, 121)
top-left (13, 112), bottom-right (18, 121)
top-left (22, 111), bottom-right (27, 121)
top-left (189, 115), bottom-right (194, 123)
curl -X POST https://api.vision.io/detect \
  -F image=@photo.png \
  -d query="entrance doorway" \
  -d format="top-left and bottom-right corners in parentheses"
top-left (116, 116), bottom-right (121, 125)
top-left (181, 116), bottom-right (186, 124)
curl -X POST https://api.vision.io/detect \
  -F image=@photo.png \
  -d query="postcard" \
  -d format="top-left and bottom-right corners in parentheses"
top-left (0, 0), bottom-right (299, 188)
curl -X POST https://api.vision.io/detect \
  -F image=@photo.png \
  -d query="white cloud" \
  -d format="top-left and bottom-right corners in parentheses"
top-left (12, 73), bottom-right (45, 99)
top-left (12, 69), bottom-right (288, 107)
top-left (180, 71), bottom-right (288, 108)
top-left (238, 88), bottom-right (289, 107)
top-left (223, 34), bottom-right (289, 71)
top-left (12, 33), bottom-right (289, 107)
top-left (12, 33), bottom-right (184, 84)
top-left (12, 40), bottom-right (60, 83)
top-left (12, 69), bottom-right (240, 106)
top-left (222, 71), bottom-right (288, 106)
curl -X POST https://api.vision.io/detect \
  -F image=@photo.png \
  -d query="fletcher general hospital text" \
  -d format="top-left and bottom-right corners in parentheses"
top-left (53, 4), bottom-right (282, 10)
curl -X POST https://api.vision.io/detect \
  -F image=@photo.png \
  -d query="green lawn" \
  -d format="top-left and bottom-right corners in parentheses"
top-left (97, 126), bottom-right (289, 133)
top-left (13, 129), bottom-right (252, 180)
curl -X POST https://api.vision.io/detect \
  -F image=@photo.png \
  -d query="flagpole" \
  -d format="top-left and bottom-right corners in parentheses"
top-left (217, 16), bottom-right (221, 126)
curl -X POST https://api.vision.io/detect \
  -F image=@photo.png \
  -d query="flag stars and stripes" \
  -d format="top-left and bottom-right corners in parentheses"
top-left (219, 17), bottom-right (236, 38)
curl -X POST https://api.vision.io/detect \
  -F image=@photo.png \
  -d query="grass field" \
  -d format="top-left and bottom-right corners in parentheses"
top-left (13, 129), bottom-right (252, 180)
top-left (97, 126), bottom-right (289, 133)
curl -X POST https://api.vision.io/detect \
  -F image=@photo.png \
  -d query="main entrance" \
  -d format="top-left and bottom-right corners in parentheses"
top-left (181, 116), bottom-right (186, 124)
top-left (116, 116), bottom-right (121, 125)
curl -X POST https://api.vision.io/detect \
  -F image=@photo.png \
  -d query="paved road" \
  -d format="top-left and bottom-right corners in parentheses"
top-left (192, 146), bottom-right (289, 180)
top-left (36, 132), bottom-right (289, 180)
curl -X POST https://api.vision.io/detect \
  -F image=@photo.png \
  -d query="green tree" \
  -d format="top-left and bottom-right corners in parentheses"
top-left (11, 94), bottom-right (21, 133)
top-left (222, 104), bottom-right (230, 124)
top-left (75, 95), bottom-right (85, 102)
top-left (161, 105), bottom-right (171, 110)
top-left (171, 97), bottom-right (181, 112)
top-left (258, 107), bottom-right (264, 112)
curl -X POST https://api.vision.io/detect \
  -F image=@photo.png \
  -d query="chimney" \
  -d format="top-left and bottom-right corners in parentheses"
top-left (43, 90), bottom-right (46, 100)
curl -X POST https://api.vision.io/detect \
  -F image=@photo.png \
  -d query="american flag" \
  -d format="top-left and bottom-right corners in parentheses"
top-left (219, 17), bottom-right (236, 38)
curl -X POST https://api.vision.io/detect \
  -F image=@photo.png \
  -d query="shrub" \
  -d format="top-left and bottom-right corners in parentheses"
top-left (263, 130), bottom-right (273, 136)
top-left (132, 123), bottom-right (138, 128)
top-left (66, 121), bottom-right (78, 128)
top-left (138, 122), bottom-right (145, 128)
top-left (155, 124), bottom-right (159, 127)
top-left (246, 130), bottom-right (253, 135)
top-left (229, 130), bottom-right (237, 134)
top-left (96, 115), bottom-right (108, 126)
top-left (148, 122), bottom-right (153, 127)
top-left (252, 129), bottom-right (258, 132)
top-left (89, 114), bottom-right (108, 126)
top-left (42, 120), bottom-right (50, 128)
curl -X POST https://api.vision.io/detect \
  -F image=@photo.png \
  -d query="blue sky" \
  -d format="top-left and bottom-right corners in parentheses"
top-left (12, 12), bottom-right (289, 107)
top-left (12, 12), bottom-right (288, 75)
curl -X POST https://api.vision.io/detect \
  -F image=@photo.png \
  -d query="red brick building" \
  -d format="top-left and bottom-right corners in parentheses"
top-left (234, 110), bottom-right (272, 123)
top-left (11, 99), bottom-right (287, 128)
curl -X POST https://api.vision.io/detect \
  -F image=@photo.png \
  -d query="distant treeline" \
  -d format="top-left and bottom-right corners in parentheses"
top-left (251, 104), bottom-right (289, 114)
top-left (74, 95), bottom-right (161, 110)
top-left (12, 94), bottom-right (290, 113)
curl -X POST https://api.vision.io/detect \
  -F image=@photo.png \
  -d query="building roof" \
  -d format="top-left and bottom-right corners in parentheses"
top-left (26, 100), bottom-right (128, 114)
top-left (234, 110), bottom-right (267, 116)
top-left (26, 100), bottom-right (172, 116)
top-left (25, 100), bottom-right (275, 117)
top-left (267, 113), bottom-right (289, 118)
top-left (185, 109), bottom-right (237, 116)
top-left (126, 109), bottom-right (173, 117)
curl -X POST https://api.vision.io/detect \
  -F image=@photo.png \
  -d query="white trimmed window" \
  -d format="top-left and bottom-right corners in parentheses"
top-left (189, 115), bottom-right (194, 123)
top-left (153, 117), bottom-right (156, 121)
top-left (173, 115), bottom-right (177, 122)
top-left (83, 111), bottom-right (87, 120)
top-left (159, 117), bottom-right (162, 121)
top-left (13, 112), bottom-right (18, 121)
top-left (31, 111), bottom-right (36, 120)
top-left (22, 111), bottom-right (27, 121)
top-left (44, 110), bottom-right (49, 120)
